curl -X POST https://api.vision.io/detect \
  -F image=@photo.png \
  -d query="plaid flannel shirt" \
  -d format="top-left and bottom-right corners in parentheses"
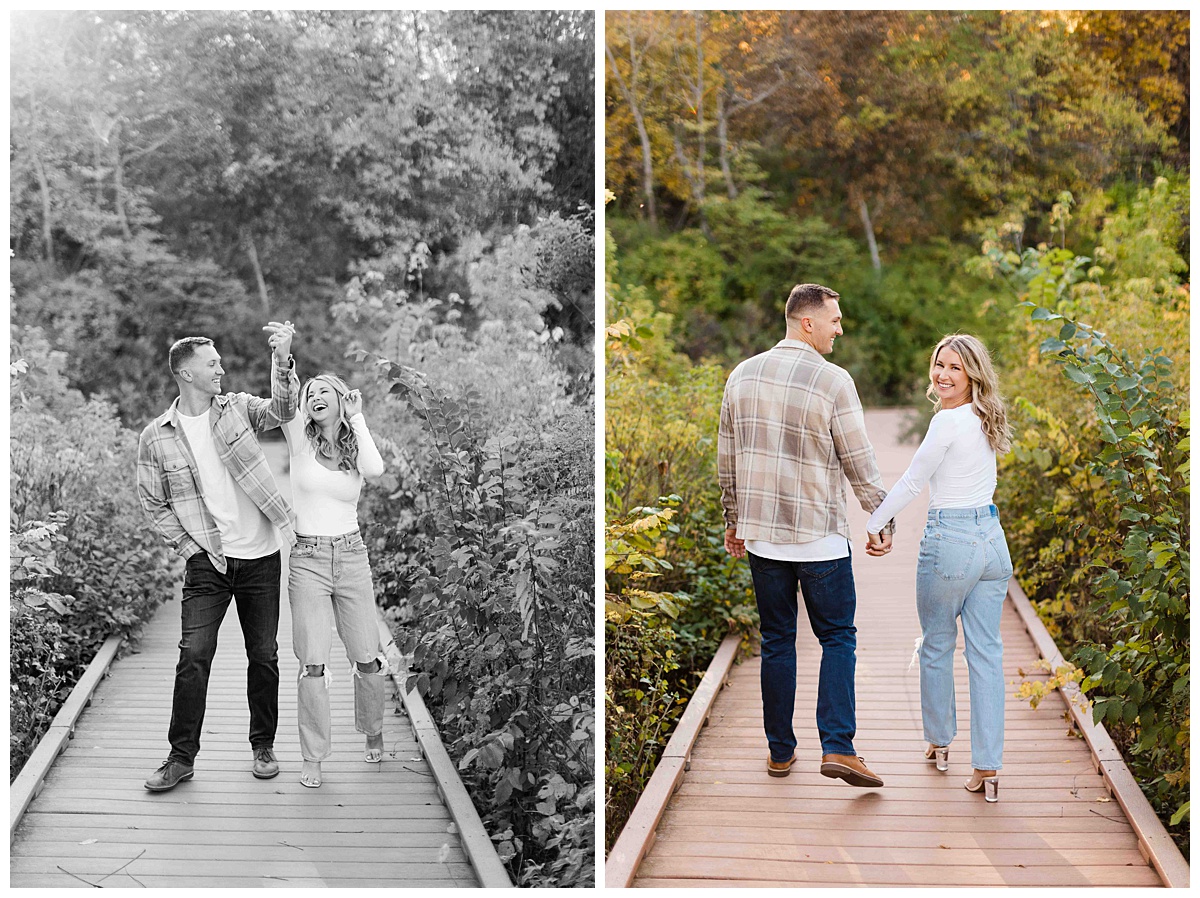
top-left (718, 339), bottom-right (893, 544)
top-left (136, 357), bottom-right (299, 573)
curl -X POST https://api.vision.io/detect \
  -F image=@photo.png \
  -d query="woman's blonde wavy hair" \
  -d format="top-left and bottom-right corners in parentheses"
top-left (926, 334), bottom-right (1011, 455)
top-left (301, 374), bottom-right (359, 471)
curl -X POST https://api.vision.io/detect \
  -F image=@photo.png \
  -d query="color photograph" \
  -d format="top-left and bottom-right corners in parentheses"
top-left (604, 10), bottom-right (1188, 888)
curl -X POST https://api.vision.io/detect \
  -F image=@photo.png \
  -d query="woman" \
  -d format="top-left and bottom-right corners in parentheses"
top-left (280, 369), bottom-right (388, 788)
top-left (866, 334), bottom-right (1012, 802)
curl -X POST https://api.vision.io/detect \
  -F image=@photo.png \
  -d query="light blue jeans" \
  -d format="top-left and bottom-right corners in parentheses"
top-left (916, 505), bottom-right (1012, 771)
top-left (289, 532), bottom-right (387, 762)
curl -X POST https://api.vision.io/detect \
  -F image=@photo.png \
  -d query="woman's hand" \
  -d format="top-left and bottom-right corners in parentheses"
top-left (344, 388), bottom-right (363, 417)
top-left (865, 531), bottom-right (891, 557)
top-left (263, 320), bottom-right (296, 364)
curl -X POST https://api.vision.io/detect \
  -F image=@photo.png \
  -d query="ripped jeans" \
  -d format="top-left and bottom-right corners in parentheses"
top-left (288, 532), bottom-right (387, 761)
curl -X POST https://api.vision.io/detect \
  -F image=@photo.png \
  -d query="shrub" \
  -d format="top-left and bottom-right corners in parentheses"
top-left (363, 356), bottom-right (594, 888)
top-left (981, 192), bottom-right (1190, 854)
top-left (9, 334), bottom-right (179, 780)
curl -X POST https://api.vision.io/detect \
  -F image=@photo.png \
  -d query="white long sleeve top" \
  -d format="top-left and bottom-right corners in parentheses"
top-left (283, 414), bottom-right (385, 536)
top-left (866, 403), bottom-right (996, 534)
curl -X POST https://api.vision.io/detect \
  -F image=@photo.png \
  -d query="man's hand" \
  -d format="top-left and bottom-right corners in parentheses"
top-left (724, 526), bottom-right (746, 559)
top-left (865, 531), bottom-right (893, 557)
top-left (263, 320), bottom-right (296, 364)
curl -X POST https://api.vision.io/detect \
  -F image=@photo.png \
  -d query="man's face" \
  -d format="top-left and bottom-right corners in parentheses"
top-left (179, 345), bottom-right (224, 396)
top-left (807, 299), bottom-right (843, 355)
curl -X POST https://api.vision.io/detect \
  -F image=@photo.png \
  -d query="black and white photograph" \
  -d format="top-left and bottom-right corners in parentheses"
top-left (10, 10), bottom-right (595, 888)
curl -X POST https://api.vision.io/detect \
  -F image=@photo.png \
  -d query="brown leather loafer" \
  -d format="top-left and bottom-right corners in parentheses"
top-left (767, 753), bottom-right (796, 777)
top-left (820, 753), bottom-right (883, 787)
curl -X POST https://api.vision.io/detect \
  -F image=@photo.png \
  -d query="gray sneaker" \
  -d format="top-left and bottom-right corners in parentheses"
top-left (252, 746), bottom-right (279, 779)
top-left (144, 759), bottom-right (194, 791)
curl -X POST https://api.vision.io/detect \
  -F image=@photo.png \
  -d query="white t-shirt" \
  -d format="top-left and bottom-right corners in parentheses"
top-left (176, 410), bottom-right (279, 559)
top-left (744, 533), bottom-right (850, 562)
top-left (283, 414), bottom-right (385, 536)
top-left (866, 403), bottom-right (997, 534)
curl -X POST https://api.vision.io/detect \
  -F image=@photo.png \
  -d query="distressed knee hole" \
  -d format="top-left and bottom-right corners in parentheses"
top-left (304, 664), bottom-right (325, 678)
top-left (355, 659), bottom-right (382, 674)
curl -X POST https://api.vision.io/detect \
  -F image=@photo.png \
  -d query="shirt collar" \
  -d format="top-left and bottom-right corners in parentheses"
top-left (156, 394), bottom-right (226, 427)
top-left (774, 338), bottom-right (822, 356)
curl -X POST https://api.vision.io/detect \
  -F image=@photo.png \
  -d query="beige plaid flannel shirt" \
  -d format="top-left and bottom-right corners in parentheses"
top-left (718, 339), bottom-right (893, 544)
top-left (136, 357), bottom-right (299, 573)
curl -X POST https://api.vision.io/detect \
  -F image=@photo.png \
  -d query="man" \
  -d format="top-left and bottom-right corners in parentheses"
top-left (718, 283), bottom-right (894, 787)
top-left (136, 321), bottom-right (299, 791)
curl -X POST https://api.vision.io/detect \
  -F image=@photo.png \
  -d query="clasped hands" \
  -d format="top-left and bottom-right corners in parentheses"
top-left (864, 531), bottom-right (892, 557)
top-left (262, 320), bottom-right (297, 364)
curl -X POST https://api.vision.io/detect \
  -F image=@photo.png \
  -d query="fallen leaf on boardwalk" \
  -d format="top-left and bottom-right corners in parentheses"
top-left (80, 839), bottom-right (98, 845)
top-left (447, 822), bottom-right (459, 834)
top-left (1096, 797), bottom-right (1111, 803)
top-left (438, 843), bottom-right (451, 864)
top-left (939, 845), bottom-right (950, 850)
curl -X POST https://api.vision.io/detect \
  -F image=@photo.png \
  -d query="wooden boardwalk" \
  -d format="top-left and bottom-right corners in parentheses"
top-left (628, 409), bottom-right (1165, 888)
top-left (10, 587), bottom-right (478, 888)
top-left (10, 439), bottom-right (480, 888)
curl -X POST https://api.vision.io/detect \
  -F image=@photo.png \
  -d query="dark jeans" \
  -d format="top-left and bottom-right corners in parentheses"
top-left (167, 551), bottom-right (281, 765)
top-left (747, 550), bottom-right (858, 761)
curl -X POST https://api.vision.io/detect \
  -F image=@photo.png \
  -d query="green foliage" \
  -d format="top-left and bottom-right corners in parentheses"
top-left (987, 202), bottom-right (1189, 854)
top-left (9, 345), bottom-right (178, 780)
top-left (1031, 306), bottom-right (1189, 849)
top-left (604, 230), bottom-right (756, 849)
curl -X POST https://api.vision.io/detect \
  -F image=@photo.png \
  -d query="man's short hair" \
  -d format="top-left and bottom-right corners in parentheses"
top-left (169, 337), bottom-right (215, 376)
top-left (785, 283), bottom-right (840, 320)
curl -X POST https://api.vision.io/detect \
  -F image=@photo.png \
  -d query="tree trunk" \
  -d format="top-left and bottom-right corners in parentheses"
top-left (605, 39), bottom-right (658, 230)
top-left (31, 147), bottom-right (54, 264)
top-left (112, 128), bottom-right (132, 241)
top-left (717, 92), bottom-right (737, 199)
top-left (691, 12), bottom-right (706, 211)
top-left (858, 195), bottom-right (881, 273)
top-left (243, 229), bottom-right (271, 311)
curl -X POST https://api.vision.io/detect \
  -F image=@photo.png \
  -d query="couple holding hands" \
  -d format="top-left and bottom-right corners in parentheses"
top-left (136, 320), bottom-right (387, 791)
top-left (719, 283), bottom-right (1012, 803)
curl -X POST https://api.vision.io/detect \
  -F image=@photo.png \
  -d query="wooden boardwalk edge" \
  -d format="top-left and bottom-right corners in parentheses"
top-left (1006, 577), bottom-right (1190, 888)
top-left (375, 617), bottom-right (513, 889)
top-left (9, 633), bottom-right (124, 842)
top-left (606, 632), bottom-right (742, 888)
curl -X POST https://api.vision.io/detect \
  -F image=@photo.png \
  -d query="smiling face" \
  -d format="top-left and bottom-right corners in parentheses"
top-left (931, 346), bottom-right (972, 409)
top-left (806, 298), bottom-right (844, 355)
top-left (303, 377), bottom-right (344, 427)
top-left (178, 344), bottom-right (225, 397)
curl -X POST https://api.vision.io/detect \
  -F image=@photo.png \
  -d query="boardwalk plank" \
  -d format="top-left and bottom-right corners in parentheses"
top-left (11, 558), bottom-right (478, 888)
top-left (627, 409), bottom-right (1163, 889)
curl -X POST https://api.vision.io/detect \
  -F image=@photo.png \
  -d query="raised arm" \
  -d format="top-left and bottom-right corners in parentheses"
top-left (829, 377), bottom-right (894, 535)
top-left (342, 388), bottom-right (385, 479)
top-left (136, 429), bottom-right (205, 561)
top-left (245, 320), bottom-right (299, 431)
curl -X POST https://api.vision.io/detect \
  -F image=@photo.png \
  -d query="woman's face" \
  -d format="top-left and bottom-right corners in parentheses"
top-left (305, 379), bottom-right (343, 425)
top-left (932, 347), bottom-right (972, 408)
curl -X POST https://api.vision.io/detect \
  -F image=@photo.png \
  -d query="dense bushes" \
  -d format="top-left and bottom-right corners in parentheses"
top-left (363, 360), bottom-right (593, 887)
top-left (9, 332), bottom-right (178, 779)
top-left (603, 231), bottom-right (756, 850)
top-left (986, 182), bottom-right (1190, 853)
top-left (336, 216), bottom-right (596, 887)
